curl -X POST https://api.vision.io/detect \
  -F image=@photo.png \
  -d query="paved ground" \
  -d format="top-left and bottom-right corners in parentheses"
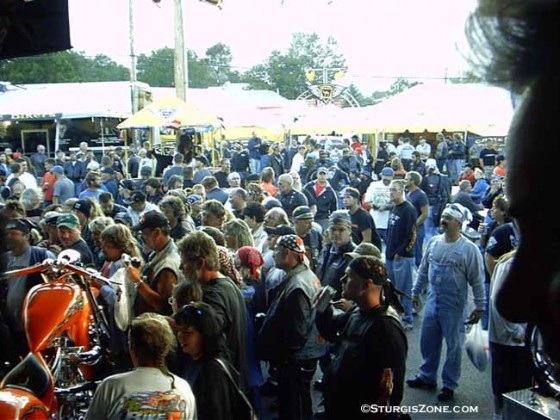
top-left (261, 309), bottom-right (493, 420)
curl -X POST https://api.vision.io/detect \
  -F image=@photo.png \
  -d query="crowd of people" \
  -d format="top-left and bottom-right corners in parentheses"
top-left (0, 126), bottom-right (529, 419)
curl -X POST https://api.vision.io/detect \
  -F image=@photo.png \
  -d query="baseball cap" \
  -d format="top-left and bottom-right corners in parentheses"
top-left (120, 179), bottom-right (135, 190)
top-left (381, 167), bottom-right (394, 177)
top-left (6, 218), bottom-right (32, 234)
top-left (347, 255), bottom-right (388, 286)
top-left (292, 206), bottom-right (314, 220)
top-left (262, 197), bottom-right (282, 210)
top-left (328, 210), bottom-right (352, 227)
top-left (73, 199), bottom-right (92, 217)
top-left (86, 160), bottom-right (100, 171)
top-left (317, 167), bottom-right (328, 175)
top-left (44, 211), bottom-right (62, 226)
top-left (114, 212), bottom-right (132, 226)
top-left (425, 158), bottom-right (437, 169)
top-left (246, 174), bottom-right (261, 183)
top-left (57, 213), bottom-right (81, 230)
top-left (361, 168), bottom-right (371, 177)
top-left (130, 191), bottom-right (146, 203)
top-left (343, 187), bottom-right (361, 200)
top-left (306, 153), bottom-right (318, 161)
top-left (50, 165), bottom-right (64, 174)
top-left (344, 242), bottom-right (382, 261)
top-left (186, 194), bottom-right (203, 205)
top-left (132, 210), bottom-right (170, 231)
top-left (100, 166), bottom-right (115, 175)
top-left (264, 224), bottom-right (296, 236)
top-left (276, 234), bottom-right (306, 254)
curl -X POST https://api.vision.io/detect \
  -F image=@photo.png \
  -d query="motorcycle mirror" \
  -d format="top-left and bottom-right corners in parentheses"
top-left (57, 249), bottom-right (81, 264)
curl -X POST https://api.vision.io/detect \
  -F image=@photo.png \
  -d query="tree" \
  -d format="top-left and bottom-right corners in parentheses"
top-left (387, 77), bottom-right (420, 97)
top-left (136, 47), bottom-right (216, 88)
top-left (0, 50), bottom-right (128, 84)
top-left (240, 32), bottom-right (347, 99)
top-left (205, 43), bottom-right (233, 85)
top-left (136, 48), bottom-right (174, 87)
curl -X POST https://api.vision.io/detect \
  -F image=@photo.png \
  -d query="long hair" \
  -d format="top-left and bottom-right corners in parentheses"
top-left (223, 219), bottom-right (254, 250)
top-left (101, 223), bottom-right (142, 260)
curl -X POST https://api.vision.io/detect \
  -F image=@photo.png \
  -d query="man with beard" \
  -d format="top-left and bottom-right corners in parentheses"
top-left (129, 211), bottom-right (180, 316)
top-left (258, 234), bottom-right (325, 420)
top-left (177, 231), bottom-right (249, 389)
top-left (57, 213), bottom-right (95, 266)
top-left (408, 203), bottom-right (485, 401)
top-left (3, 219), bottom-right (54, 359)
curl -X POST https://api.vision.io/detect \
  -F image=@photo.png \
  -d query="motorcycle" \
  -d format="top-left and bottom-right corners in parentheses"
top-left (0, 250), bottom-right (113, 419)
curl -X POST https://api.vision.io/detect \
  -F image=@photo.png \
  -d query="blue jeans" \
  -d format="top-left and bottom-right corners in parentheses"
top-left (250, 158), bottom-right (261, 175)
top-left (424, 206), bottom-right (440, 245)
top-left (386, 257), bottom-right (415, 323)
top-left (415, 225), bottom-right (426, 267)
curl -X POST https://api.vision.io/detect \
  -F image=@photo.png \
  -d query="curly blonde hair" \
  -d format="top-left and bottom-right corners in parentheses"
top-left (101, 223), bottom-right (142, 259)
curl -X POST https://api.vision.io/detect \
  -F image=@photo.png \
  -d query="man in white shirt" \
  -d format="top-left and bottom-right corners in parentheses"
top-left (416, 136), bottom-right (432, 161)
top-left (364, 167), bottom-right (394, 249)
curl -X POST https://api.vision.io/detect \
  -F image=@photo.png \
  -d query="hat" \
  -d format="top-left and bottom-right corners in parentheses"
top-left (347, 255), bottom-right (388, 286)
top-left (132, 210), bottom-right (170, 231)
top-left (319, 149), bottom-right (329, 156)
top-left (343, 187), bottom-right (361, 200)
top-left (306, 153), bottom-right (318, 161)
top-left (120, 179), bottom-right (135, 190)
top-left (246, 174), bottom-right (261, 183)
top-left (195, 155), bottom-right (209, 166)
top-left (57, 213), bottom-right (80, 230)
top-left (344, 242), bottom-right (382, 261)
top-left (73, 199), bottom-right (92, 217)
top-left (441, 203), bottom-right (472, 225)
top-left (140, 166), bottom-right (152, 176)
top-left (114, 212), bottom-right (132, 226)
top-left (237, 246), bottom-right (264, 280)
top-left (380, 167), bottom-right (394, 177)
top-left (277, 234), bottom-right (306, 254)
top-left (264, 224), bottom-right (296, 236)
top-left (262, 197), bottom-right (282, 210)
top-left (86, 160), bottom-right (100, 171)
top-left (361, 168), bottom-right (371, 177)
top-left (317, 167), bottom-right (328, 174)
top-left (50, 165), bottom-right (64, 174)
top-left (130, 191), bottom-right (146, 203)
top-left (6, 218), bottom-right (32, 234)
top-left (100, 166), bottom-right (115, 175)
top-left (328, 210), bottom-right (352, 227)
top-left (425, 158), bottom-right (437, 169)
top-left (186, 194), bottom-right (203, 205)
top-left (44, 211), bottom-right (62, 226)
top-left (293, 206), bottom-right (314, 220)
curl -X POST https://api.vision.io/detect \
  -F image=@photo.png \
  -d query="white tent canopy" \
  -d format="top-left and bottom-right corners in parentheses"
top-left (0, 81), bottom-right (145, 121)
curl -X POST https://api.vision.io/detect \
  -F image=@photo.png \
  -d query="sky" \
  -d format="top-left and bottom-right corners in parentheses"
top-left (69, 0), bottom-right (478, 94)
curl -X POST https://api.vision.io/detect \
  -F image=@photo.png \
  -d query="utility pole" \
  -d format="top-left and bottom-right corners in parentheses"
top-left (129, 0), bottom-right (138, 113)
top-left (174, 0), bottom-right (188, 101)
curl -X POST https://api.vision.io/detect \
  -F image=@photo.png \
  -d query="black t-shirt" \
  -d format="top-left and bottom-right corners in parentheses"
top-left (350, 207), bottom-right (382, 250)
top-left (67, 238), bottom-right (94, 266)
top-left (479, 148), bottom-right (498, 167)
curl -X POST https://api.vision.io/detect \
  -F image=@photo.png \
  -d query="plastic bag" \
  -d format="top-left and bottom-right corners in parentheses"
top-left (464, 322), bottom-right (489, 372)
top-left (111, 267), bottom-right (137, 331)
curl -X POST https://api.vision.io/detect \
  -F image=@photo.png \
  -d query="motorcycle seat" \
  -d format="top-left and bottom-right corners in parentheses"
top-left (1, 353), bottom-right (51, 399)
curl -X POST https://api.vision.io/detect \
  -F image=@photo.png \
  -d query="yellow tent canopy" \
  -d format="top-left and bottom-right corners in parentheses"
top-left (117, 95), bottom-right (220, 129)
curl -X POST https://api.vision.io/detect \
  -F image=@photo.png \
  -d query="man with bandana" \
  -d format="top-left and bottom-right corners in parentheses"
top-left (316, 255), bottom-right (407, 419)
top-left (258, 234), bottom-right (325, 420)
top-left (407, 203), bottom-right (485, 402)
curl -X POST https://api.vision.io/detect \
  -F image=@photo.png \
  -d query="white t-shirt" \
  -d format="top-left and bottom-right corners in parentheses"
top-left (86, 367), bottom-right (197, 420)
top-left (364, 180), bottom-right (392, 229)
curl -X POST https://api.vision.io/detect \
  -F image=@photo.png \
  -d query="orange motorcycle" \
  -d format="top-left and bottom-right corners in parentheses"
top-left (0, 250), bottom-right (112, 419)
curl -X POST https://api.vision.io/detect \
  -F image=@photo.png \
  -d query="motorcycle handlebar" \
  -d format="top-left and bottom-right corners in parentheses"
top-left (0, 257), bottom-right (112, 287)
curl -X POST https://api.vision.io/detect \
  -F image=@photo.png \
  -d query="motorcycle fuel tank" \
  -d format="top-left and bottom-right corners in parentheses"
top-left (0, 390), bottom-right (49, 419)
top-left (23, 281), bottom-right (85, 353)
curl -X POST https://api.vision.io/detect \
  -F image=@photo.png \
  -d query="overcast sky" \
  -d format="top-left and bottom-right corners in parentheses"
top-left (69, 0), bottom-right (477, 93)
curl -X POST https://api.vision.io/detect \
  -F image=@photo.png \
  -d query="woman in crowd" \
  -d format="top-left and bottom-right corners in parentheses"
top-left (174, 302), bottom-right (250, 420)
top-left (89, 216), bottom-right (114, 268)
top-left (223, 219), bottom-right (254, 252)
top-left (201, 199), bottom-right (228, 228)
top-left (20, 187), bottom-right (43, 221)
top-left (159, 195), bottom-right (194, 242)
top-left (145, 177), bottom-right (164, 204)
top-left (86, 313), bottom-right (196, 419)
